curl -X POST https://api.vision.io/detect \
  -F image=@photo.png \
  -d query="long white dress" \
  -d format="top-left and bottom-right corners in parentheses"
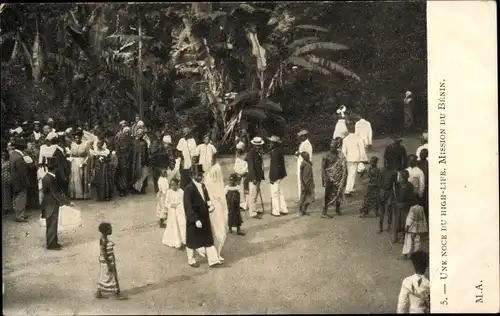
top-left (162, 188), bottom-right (186, 248)
top-left (333, 119), bottom-right (348, 139)
top-left (296, 139), bottom-right (313, 196)
top-left (156, 177), bottom-right (169, 219)
top-left (203, 163), bottom-right (228, 261)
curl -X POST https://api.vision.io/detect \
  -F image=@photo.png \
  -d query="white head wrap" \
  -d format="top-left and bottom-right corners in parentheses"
top-left (46, 131), bottom-right (58, 141)
top-left (336, 105), bottom-right (347, 118)
top-left (162, 135), bottom-right (172, 144)
top-left (236, 141), bottom-right (245, 150)
top-left (405, 91), bottom-right (412, 97)
top-left (10, 127), bottom-right (23, 135)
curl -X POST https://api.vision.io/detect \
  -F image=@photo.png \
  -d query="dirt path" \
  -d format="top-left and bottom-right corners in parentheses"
top-left (2, 136), bottom-right (422, 315)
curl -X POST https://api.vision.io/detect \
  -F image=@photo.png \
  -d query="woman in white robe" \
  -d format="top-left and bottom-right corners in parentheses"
top-left (295, 130), bottom-right (313, 197)
top-left (333, 105), bottom-right (349, 139)
top-left (162, 180), bottom-right (186, 249)
top-left (203, 162), bottom-right (228, 261)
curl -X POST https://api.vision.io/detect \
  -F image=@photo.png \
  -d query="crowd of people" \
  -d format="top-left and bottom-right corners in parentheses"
top-left (1, 103), bottom-right (430, 312)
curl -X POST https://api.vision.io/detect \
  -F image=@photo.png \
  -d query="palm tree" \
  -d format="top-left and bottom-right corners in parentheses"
top-left (169, 2), bottom-right (361, 144)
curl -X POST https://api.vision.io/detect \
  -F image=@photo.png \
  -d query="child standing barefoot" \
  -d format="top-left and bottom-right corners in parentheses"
top-left (299, 151), bottom-right (315, 216)
top-left (96, 222), bottom-right (126, 300)
top-left (360, 156), bottom-right (381, 218)
top-left (226, 173), bottom-right (245, 235)
top-left (157, 170), bottom-right (169, 228)
top-left (401, 201), bottom-right (428, 260)
top-left (162, 179), bottom-right (186, 248)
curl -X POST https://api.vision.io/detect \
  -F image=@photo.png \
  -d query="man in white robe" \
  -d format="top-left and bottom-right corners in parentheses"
top-left (406, 154), bottom-right (425, 199)
top-left (177, 127), bottom-right (197, 189)
top-left (416, 132), bottom-right (428, 161)
top-left (196, 134), bottom-right (217, 172)
top-left (354, 116), bottom-right (373, 149)
top-left (341, 125), bottom-right (367, 195)
top-left (295, 130), bottom-right (313, 198)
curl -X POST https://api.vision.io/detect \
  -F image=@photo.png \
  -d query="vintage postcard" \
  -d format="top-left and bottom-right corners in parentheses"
top-left (428, 0), bottom-right (499, 313)
top-left (1, 1), bottom-right (498, 314)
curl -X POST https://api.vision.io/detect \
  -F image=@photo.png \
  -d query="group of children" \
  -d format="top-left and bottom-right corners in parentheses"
top-left (359, 155), bottom-right (428, 261)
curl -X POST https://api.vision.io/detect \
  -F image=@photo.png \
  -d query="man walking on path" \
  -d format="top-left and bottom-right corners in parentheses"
top-left (341, 124), bottom-right (367, 195)
top-left (183, 164), bottom-right (222, 268)
top-left (268, 135), bottom-right (288, 217)
top-left (246, 137), bottom-right (265, 219)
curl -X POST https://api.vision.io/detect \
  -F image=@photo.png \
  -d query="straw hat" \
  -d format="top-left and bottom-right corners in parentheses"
top-left (297, 130), bottom-right (308, 137)
top-left (267, 135), bottom-right (282, 143)
top-left (250, 137), bottom-right (264, 146)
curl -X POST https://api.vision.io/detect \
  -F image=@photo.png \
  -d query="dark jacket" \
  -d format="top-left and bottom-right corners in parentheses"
top-left (183, 181), bottom-right (215, 249)
top-left (10, 150), bottom-right (29, 193)
top-left (41, 173), bottom-right (69, 219)
top-left (246, 147), bottom-right (265, 182)
top-left (384, 142), bottom-right (408, 171)
top-left (269, 144), bottom-right (287, 182)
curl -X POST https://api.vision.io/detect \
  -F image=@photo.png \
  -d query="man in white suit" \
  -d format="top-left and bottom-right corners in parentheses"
top-left (341, 123), bottom-right (367, 195)
top-left (354, 115), bottom-right (373, 149)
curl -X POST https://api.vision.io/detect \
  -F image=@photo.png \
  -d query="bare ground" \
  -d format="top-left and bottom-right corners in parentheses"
top-left (2, 136), bottom-right (422, 315)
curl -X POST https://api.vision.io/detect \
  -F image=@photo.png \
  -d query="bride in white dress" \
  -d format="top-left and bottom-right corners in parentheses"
top-left (203, 162), bottom-right (229, 261)
top-left (162, 179), bottom-right (187, 249)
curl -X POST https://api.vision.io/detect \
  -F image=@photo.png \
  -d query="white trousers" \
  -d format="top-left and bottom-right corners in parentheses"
top-left (345, 162), bottom-right (358, 194)
top-left (270, 179), bottom-right (288, 216)
top-left (186, 246), bottom-right (220, 266)
top-left (248, 181), bottom-right (262, 217)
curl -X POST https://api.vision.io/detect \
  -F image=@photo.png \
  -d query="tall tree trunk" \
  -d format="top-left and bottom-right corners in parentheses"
top-left (138, 15), bottom-right (144, 119)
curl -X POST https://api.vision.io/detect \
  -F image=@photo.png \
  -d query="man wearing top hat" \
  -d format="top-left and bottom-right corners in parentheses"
top-left (183, 164), bottom-right (222, 268)
top-left (41, 157), bottom-right (73, 250)
top-left (246, 136), bottom-right (265, 219)
top-left (295, 130), bottom-right (313, 199)
top-left (10, 137), bottom-right (30, 222)
top-left (268, 135), bottom-right (288, 216)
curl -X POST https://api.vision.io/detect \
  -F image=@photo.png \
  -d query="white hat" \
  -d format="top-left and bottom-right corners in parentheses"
top-left (336, 105), bottom-right (347, 118)
top-left (267, 135), bottom-right (282, 143)
top-left (47, 118), bottom-right (54, 123)
top-left (405, 91), bottom-right (412, 97)
top-left (123, 126), bottom-right (131, 133)
top-left (119, 120), bottom-right (127, 126)
top-left (10, 127), bottom-right (23, 135)
top-left (162, 135), bottom-right (172, 143)
top-left (137, 120), bottom-right (145, 127)
top-left (236, 141), bottom-right (245, 150)
top-left (65, 128), bottom-right (73, 135)
top-left (250, 137), bottom-right (264, 146)
top-left (57, 131), bottom-right (65, 136)
top-left (46, 131), bottom-right (58, 141)
top-left (297, 130), bottom-right (308, 137)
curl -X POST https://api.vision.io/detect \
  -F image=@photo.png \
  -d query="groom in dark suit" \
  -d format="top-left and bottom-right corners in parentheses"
top-left (183, 164), bottom-right (222, 268)
top-left (41, 158), bottom-right (71, 250)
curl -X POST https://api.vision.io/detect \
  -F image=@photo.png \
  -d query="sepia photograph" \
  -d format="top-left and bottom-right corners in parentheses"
top-left (1, 1), bottom-right (492, 315)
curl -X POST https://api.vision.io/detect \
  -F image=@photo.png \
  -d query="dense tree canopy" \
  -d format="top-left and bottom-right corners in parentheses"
top-left (1, 2), bottom-right (426, 151)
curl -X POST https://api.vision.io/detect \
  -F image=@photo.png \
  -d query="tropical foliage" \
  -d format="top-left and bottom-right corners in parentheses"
top-left (1, 2), bottom-right (427, 152)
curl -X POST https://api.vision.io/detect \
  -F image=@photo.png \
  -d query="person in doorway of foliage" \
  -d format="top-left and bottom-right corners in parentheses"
top-left (246, 137), bottom-right (265, 219)
top-left (176, 127), bottom-right (197, 189)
